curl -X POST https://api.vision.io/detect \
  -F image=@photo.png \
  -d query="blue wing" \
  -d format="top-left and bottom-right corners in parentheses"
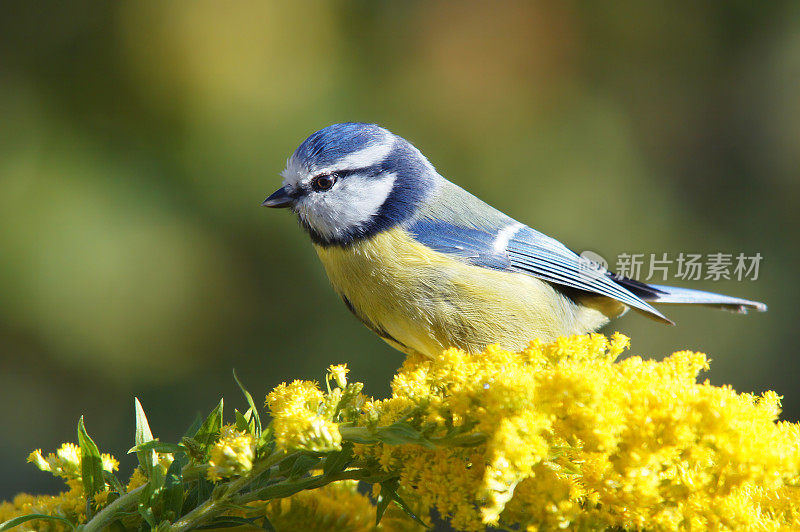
top-left (406, 216), bottom-right (671, 323)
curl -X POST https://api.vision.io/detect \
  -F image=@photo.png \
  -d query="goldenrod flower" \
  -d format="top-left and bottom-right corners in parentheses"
top-left (258, 479), bottom-right (420, 532)
top-left (27, 443), bottom-right (118, 481)
top-left (328, 364), bottom-right (350, 388)
top-left (102, 454), bottom-right (120, 473)
top-left (0, 481), bottom-right (85, 531)
top-left (126, 467), bottom-right (148, 491)
top-left (207, 424), bottom-right (256, 481)
top-left (92, 489), bottom-right (111, 507)
top-left (4, 443), bottom-right (123, 529)
top-left (6, 333), bottom-right (800, 531)
top-left (355, 333), bottom-right (800, 530)
top-left (274, 409), bottom-right (343, 453)
top-left (266, 380), bottom-right (343, 452)
top-left (266, 379), bottom-right (325, 417)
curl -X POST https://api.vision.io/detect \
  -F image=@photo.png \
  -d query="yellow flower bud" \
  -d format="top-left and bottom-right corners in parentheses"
top-left (207, 425), bottom-right (256, 482)
top-left (327, 364), bottom-right (349, 388)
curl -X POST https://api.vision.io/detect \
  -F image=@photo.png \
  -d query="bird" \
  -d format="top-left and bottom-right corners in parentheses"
top-left (263, 123), bottom-right (767, 358)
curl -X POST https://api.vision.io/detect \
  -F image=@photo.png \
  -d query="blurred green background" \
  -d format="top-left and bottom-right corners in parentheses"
top-left (1, 2), bottom-right (797, 501)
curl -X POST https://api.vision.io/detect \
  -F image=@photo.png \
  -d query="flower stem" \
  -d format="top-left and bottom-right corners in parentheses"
top-left (82, 485), bottom-right (146, 532)
top-left (238, 469), bottom-right (367, 505)
top-left (169, 449), bottom-right (287, 532)
top-left (339, 426), bottom-right (377, 443)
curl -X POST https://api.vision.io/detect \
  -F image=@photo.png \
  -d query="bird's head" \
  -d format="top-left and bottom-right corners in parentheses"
top-left (264, 123), bottom-right (440, 246)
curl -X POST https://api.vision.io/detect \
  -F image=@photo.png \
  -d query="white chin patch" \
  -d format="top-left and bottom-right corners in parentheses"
top-left (296, 172), bottom-right (397, 241)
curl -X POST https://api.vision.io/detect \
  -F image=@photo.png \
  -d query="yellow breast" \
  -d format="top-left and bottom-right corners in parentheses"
top-left (314, 227), bottom-right (610, 357)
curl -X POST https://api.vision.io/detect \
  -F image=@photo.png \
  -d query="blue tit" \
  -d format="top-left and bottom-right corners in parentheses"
top-left (263, 123), bottom-right (767, 358)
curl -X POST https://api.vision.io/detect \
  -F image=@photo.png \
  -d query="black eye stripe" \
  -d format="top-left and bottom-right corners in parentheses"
top-left (299, 164), bottom-right (382, 196)
top-left (324, 168), bottom-right (360, 179)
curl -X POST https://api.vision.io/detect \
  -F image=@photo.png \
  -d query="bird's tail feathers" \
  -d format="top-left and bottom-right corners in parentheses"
top-left (641, 283), bottom-right (767, 314)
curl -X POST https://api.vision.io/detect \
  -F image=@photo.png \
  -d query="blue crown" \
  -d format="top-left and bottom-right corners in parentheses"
top-left (292, 122), bottom-right (389, 168)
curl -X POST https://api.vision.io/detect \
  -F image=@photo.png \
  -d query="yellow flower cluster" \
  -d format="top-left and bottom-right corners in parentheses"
top-left (27, 443), bottom-right (119, 480)
top-left (212, 480), bottom-right (420, 532)
top-left (353, 333), bottom-right (800, 531)
top-left (328, 363), bottom-right (350, 388)
top-left (0, 485), bottom-right (85, 532)
top-left (207, 424), bottom-right (256, 481)
top-left (222, 479), bottom-right (416, 532)
top-left (126, 467), bottom-right (148, 491)
top-left (2, 444), bottom-right (121, 531)
top-left (5, 335), bottom-right (799, 532)
top-left (266, 378), bottom-right (343, 453)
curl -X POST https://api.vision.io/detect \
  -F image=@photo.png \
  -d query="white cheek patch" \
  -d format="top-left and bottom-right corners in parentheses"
top-left (297, 172), bottom-right (397, 241)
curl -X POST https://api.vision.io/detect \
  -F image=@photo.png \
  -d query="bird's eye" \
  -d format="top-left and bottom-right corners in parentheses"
top-left (311, 173), bottom-right (337, 192)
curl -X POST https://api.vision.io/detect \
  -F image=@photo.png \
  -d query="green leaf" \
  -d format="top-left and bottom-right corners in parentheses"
top-left (134, 398), bottom-right (157, 477)
top-left (249, 471), bottom-right (279, 491)
top-left (390, 490), bottom-right (429, 528)
top-left (77, 416), bottom-right (106, 499)
top-left (376, 422), bottom-right (435, 448)
top-left (179, 436), bottom-right (206, 461)
top-left (277, 453), bottom-right (301, 475)
top-left (233, 369), bottom-right (262, 436)
top-left (244, 407), bottom-right (257, 432)
top-left (183, 413), bottom-right (204, 439)
top-left (127, 441), bottom-right (186, 456)
top-left (108, 519), bottom-right (128, 532)
top-left (137, 452), bottom-right (165, 509)
top-left (193, 398), bottom-right (224, 449)
top-left (103, 470), bottom-right (126, 495)
top-left (435, 432), bottom-right (487, 447)
top-left (256, 425), bottom-right (274, 453)
top-left (185, 475), bottom-right (214, 513)
top-left (234, 409), bottom-right (250, 433)
top-left (376, 478), bottom-right (428, 528)
top-left (339, 426), bottom-right (378, 444)
top-left (322, 442), bottom-right (354, 477)
top-left (254, 477), bottom-right (323, 499)
top-left (195, 516), bottom-right (258, 529)
top-left (162, 453), bottom-right (187, 521)
top-left (262, 515), bottom-right (276, 531)
top-left (374, 478), bottom-right (396, 526)
top-left (289, 454), bottom-right (321, 479)
top-left (1, 514), bottom-right (76, 531)
top-left (137, 504), bottom-right (156, 528)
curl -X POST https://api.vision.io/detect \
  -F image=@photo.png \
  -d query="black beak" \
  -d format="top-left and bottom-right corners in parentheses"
top-left (261, 187), bottom-right (293, 208)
